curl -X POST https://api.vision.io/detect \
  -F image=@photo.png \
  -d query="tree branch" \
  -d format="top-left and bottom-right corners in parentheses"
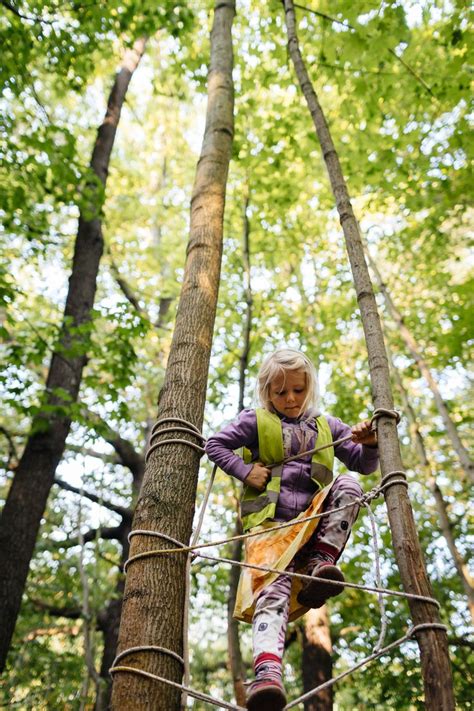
top-left (29, 597), bottom-right (82, 619)
top-left (0, 0), bottom-right (54, 24)
top-left (66, 443), bottom-right (120, 465)
top-left (54, 477), bottom-right (131, 519)
top-left (291, 2), bottom-right (437, 97)
top-left (80, 407), bottom-right (145, 489)
top-left (0, 426), bottom-right (18, 469)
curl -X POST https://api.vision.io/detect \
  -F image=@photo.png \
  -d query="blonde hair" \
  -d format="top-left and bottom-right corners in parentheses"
top-left (256, 348), bottom-right (320, 417)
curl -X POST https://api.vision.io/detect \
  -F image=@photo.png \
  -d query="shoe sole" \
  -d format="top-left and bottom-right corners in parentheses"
top-left (296, 565), bottom-right (345, 608)
top-left (247, 686), bottom-right (286, 711)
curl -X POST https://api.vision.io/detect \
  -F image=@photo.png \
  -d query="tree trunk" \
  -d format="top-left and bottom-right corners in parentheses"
top-left (302, 607), bottom-right (333, 711)
top-left (111, 4), bottom-right (235, 710)
top-left (389, 350), bottom-right (474, 622)
top-left (0, 38), bottom-right (146, 673)
top-left (365, 248), bottom-right (473, 485)
top-left (282, 3), bottom-right (455, 709)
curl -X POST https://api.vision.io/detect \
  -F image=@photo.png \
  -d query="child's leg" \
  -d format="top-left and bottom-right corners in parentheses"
top-left (297, 475), bottom-right (362, 608)
top-left (252, 566), bottom-right (292, 665)
top-left (308, 473), bottom-right (363, 566)
top-left (247, 569), bottom-right (292, 710)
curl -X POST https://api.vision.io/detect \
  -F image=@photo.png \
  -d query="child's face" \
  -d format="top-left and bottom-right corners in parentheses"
top-left (269, 369), bottom-right (308, 418)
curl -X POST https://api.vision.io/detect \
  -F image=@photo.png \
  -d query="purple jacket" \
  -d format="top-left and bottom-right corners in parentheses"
top-left (205, 409), bottom-right (379, 522)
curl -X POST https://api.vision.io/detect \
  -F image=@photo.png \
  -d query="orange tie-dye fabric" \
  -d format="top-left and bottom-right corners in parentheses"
top-left (234, 485), bottom-right (331, 623)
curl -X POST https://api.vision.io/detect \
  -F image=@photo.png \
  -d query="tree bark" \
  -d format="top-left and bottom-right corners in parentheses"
top-left (0, 38), bottom-right (146, 672)
top-left (302, 607), bottom-right (333, 711)
top-left (365, 247), bottom-right (474, 485)
top-left (389, 350), bottom-right (474, 622)
top-left (111, 4), bottom-right (235, 710)
top-left (282, 3), bottom-right (455, 709)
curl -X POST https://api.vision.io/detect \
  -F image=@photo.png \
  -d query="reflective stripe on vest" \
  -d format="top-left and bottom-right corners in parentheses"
top-left (241, 409), bottom-right (334, 531)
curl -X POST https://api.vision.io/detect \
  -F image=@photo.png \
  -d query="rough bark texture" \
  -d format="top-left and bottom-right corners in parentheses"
top-left (283, 2), bottom-right (455, 708)
top-left (389, 351), bottom-right (474, 622)
top-left (111, 5), bottom-right (235, 710)
top-left (0, 38), bottom-right (146, 672)
top-left (302, 607), bottom-right (333, 711)
top-left (365, 248), bottom-right (474, 485)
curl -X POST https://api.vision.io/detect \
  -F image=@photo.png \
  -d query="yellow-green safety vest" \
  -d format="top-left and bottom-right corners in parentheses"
top-left (240, 408), bottom-right (334, 531)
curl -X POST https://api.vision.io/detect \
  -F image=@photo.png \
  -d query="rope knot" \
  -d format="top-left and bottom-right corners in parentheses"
top-left (370, 408), bottom-right (401, 431)
top-left (146, 417), bottom-right (206, 463)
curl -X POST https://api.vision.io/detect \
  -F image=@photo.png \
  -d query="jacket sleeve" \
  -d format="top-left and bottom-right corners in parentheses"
top-left (205, 409), bottom-right (258, 482)
top-left (326, 415), bottom-right (379, 475)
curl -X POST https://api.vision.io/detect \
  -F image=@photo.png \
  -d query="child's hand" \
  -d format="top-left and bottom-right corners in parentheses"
top-left (351, 419), bottom-right (377, 447)
top-left (245, 462), bottom-right (271, 491)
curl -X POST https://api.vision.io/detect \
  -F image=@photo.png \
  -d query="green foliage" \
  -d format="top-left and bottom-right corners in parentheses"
top-left (0, 0), bottom-right (472, 707)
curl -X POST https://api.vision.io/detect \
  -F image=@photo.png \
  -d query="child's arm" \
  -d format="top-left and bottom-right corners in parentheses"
top-left (205, 409), bottom-right (261, 483)
top-left (327, 416), bottom-right (379, 474)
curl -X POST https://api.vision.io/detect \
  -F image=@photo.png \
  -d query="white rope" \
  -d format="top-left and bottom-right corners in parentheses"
top-left (109, 622), bottom-right (448, 711)
top-left (283, 622), bottom-right (448, 709)
top-left (109, 665), bottom-right (245, 710)
top-left (364, 500), bottom-right (387, 652)
top-left (112, 645), bottom-right (184, 668)
top-left (182, 463), bottom-right (218, 709)
top-left (123, 478), bottom-right (409, 570)
top-left (192, 551), bottom-right (441, 607)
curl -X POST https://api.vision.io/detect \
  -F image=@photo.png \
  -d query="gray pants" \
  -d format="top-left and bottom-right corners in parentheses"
top-left (253, 474), bottom-right (362, 661)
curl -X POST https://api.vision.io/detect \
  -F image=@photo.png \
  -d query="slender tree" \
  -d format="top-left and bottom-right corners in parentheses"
top-left (111, 3), bottom-right (235, 709)
top-left (388, 352), bottom-right (474, 622)
top-left (365, 247), bottom-right (474, 485)
top-left (0, 38), bottom-right (146, 672)
top-left (282, 1), bottom-right (455, 708)
top-left (49, 417), bottom-right (146, 710)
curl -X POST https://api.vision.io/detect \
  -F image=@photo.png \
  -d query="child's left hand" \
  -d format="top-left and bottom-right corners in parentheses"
top-left (351, 419), bottom-right (377, 447)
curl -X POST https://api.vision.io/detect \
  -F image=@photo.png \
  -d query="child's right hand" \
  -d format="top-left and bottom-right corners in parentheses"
top-left (245, 462), bottom-right (271, 491)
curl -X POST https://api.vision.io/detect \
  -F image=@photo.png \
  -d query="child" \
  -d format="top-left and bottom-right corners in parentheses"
top-left (205, 348), bottom-right (378, 711)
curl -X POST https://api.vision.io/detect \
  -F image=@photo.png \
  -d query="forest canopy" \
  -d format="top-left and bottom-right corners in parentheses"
top-left (0, 0), bottom-right (472, 709)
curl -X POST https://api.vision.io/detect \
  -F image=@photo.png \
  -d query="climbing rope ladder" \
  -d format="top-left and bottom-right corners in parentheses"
top-left (110, 410), bottom-right (447, 710)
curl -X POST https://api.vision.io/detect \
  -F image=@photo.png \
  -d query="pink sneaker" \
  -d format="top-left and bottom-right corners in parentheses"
top-left (297, 562), bottom-right (345, 608)
top-left (246, 677), bottom-right (286, 711)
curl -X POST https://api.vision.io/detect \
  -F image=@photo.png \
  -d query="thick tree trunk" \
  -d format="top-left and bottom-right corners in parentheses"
top-left (302, 607), bottom-right (333, 711)
top-left (0, 38), bottom-right (146, 672)
top-left (389, 352), bottom-right (474, 622)
top-left (365, 248), bottom-right (474, 485)
top-left (282, 3), bottom-right (455, 709)
top-left (111, 4), bottom-right (235, 710)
